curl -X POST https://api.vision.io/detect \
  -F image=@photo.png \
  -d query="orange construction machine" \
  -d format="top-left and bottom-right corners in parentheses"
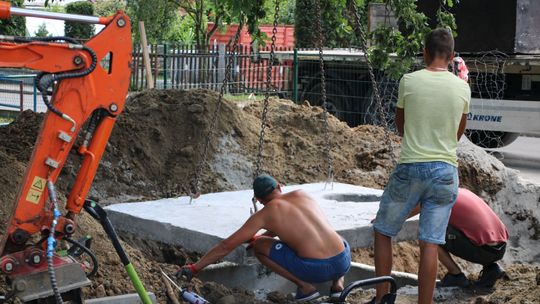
top-left (0, 2), bottom-right (153, 303)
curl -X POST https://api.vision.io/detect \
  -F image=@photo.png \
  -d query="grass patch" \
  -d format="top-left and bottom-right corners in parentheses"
top-left (0, 112), bottom-right (17, 124)
top-left (224, 93), bottom-right (265, 102)
top-left (0, 117), bottom-right (14, 124)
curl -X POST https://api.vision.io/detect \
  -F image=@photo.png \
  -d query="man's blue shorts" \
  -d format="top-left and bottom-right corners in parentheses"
top-left (268, 241), bottom-right (351, 283)
top-left (373, 161), bottom-right (459, 245)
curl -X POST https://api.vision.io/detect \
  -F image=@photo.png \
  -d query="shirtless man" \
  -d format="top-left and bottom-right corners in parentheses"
top-left (177, 175), bottom-right (351, 302)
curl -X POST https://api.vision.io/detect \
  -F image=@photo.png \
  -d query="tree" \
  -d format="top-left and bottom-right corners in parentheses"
top-left (170, 0), bottom-right (223, 48)
top-left (366, 0), bottom-right (457, 78)
top-left (294, 0), bottom-right (458, 78)
top-left (34, 23), bottom-right (51, 37)
top-left (65, 1), bottom-right (95, 39)
top-left (294, 0), bottom-right (316, 48)
top-left (0, 0), bottom-right (26, 36)
top-left (94, 0), bottom-right (125, 17)
top-left (126, 0), bottom-right (179, 43)
top-left (44, 4), bottom-right (65, 13)
top-left (295, 0), bottom-right (357, 48)
top-left (165, 14), bottom-right (196, 44)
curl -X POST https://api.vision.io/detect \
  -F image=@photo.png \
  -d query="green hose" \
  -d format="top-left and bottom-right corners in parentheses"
top-left (125, 263), bottom-right (153, 304)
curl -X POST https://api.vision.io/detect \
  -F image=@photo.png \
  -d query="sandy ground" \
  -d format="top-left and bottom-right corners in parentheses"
top-left (0, 89), bottom-right (539, 303)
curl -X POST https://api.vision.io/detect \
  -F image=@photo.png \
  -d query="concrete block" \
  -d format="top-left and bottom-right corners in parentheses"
top-left (106, 183), bottom-right (419, 264)
top-left (86, 292), bottom-right (157, 304)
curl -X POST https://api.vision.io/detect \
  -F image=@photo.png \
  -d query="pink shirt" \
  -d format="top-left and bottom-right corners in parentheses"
top-left (449, 188), bottom-right (508, 246)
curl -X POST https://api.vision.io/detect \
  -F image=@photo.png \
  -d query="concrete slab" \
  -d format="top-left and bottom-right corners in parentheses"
top-left (106, 183), bottom-right (419, 264)
top-left (86, 293), bottom-right (157, 304)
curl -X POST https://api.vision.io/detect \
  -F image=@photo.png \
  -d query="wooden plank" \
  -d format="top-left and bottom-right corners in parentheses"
top-left (138, 21), bottom-right (154, 89)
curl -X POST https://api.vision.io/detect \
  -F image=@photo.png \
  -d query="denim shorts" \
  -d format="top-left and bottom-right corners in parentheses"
top-left (373, 161), bottom-right (459, 244)
top-left (269, 241), bottom-right (351, 283)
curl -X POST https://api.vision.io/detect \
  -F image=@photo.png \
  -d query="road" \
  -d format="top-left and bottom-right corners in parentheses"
top-left (487, 136), bottom-right (540, 184)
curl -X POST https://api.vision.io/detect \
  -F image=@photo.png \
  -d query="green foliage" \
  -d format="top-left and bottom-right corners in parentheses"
top-left (260, 0), bottom-right (295, 24)
top-left (44, 4), bottom-right (65, 13)
top-left (65, 1), bottom-right (95, 39)
top-left (294, 0), bottom-right (315, 48)
top-left (294, 0), bottom-right (458, 78)
top-left (141, 0), bottom-right (294, 47)
top-left (93, 0), bottom-right (126, 17)
top-left (368, 0), bottom-right (458, 78)
top-left (0, 0), bottom-right (26, 36)
top-left (165, 14), bottom-right (196, 44)
top-left (34, 23), bottom-right (51, 37)
top-left (223, 0), bottom-right (267, 44)
top-left (127, 0), bottom-right (178, 43)
top-left (295, 0), bottom-right (359, 48)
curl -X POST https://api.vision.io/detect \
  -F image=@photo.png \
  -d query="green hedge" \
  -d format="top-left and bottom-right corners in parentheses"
top-left (65, 1), bottom-right (95, 39)
top-left (0, 0), bottom-right (26, 36)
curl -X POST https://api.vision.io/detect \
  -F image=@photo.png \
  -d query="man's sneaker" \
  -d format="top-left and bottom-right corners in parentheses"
top-left (328, 288), bottom-right (342, 303)
top-left (475, 263), bottom-right (505, 289)
top-left (437, 272), bottom-right (471, 288)
top-left (294, 288), bottom-right (320, 302)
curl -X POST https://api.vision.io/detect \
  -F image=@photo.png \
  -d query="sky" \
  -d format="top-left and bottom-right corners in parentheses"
top-left (22, 1), bottom-right (104, 36)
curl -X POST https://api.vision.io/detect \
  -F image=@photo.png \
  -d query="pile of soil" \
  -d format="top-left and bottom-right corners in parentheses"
top-left (344, 263), bottom-right (540, 304)
top-left (0, 89), bottom-right (539, 303)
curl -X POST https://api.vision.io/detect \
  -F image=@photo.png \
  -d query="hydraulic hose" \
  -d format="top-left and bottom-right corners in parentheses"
top-left (63, 237), bottom-right (99, 278)
top-left (14, 36), bottom-right (98, 131)
top-left (46, 180), bottom-right (64, 304)
top-left (83, 200), bottom-right (153, 304)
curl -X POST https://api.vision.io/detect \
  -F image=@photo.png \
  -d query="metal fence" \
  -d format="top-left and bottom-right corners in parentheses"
top-left (131, 43), bottom-right (295, 97)
top-left (0, 74), bottom-right (39, 112)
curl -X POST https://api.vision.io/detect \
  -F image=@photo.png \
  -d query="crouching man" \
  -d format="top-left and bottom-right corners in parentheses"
top-left (407, 188), bottom-right (508, 289)
top-left (436, 188), bottom-right (508, 289)
top-left (177, 175), bottom-right (351, 302)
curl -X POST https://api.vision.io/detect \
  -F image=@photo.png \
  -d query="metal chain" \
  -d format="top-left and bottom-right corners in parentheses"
top-left (188, 23), bottom-right (244, 202)
top-left (251, 0), bottom-right (281, 214)
top-left (346, 0), bottom-right (396, 157)
top-left (314, 0), bottom-right (334, 189)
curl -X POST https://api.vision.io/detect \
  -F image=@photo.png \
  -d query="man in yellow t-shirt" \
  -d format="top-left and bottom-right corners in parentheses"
top-left (372, 28), bottom-right (471, 304)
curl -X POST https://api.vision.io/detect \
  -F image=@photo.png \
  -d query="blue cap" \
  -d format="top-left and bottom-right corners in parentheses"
top-left (253, 175), bottom-right (278, 198)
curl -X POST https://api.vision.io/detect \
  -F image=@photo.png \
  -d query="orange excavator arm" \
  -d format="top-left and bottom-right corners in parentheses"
top-left (0, 1), bottom-right (132, 256)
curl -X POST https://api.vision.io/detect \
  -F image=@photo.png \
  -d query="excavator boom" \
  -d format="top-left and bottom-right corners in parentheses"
top-left (0, 2), bottom-right (132, 301)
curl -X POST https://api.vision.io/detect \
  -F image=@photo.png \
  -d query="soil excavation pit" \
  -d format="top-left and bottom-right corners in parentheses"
top-left (106, 183), bottom-right (419, 264)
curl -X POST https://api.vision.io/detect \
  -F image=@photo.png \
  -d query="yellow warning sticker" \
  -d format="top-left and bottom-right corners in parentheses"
top-left (26, 189), bottom-right (43, 204)
top-left (31, 176), bottom-right (46, 192)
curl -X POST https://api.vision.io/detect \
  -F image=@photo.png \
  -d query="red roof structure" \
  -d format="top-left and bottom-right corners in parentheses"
top-left (208, 23), bottom-right (295, 48)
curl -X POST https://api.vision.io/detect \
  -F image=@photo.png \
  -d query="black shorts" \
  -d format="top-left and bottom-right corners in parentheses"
top-left (441, 225), bottom-right (506, 266)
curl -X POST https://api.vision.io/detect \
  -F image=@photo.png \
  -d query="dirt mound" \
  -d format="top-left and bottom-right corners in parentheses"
top-left (352, 241), bottom-right (481, 279)
top-left (0, 88), bottom-right (539, 303)
top-left (88, 89), bottom-right (400, 203)
top-left (345, 263), bottom-right (540, 304)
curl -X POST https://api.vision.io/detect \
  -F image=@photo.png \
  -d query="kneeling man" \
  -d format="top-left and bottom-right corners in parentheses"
top-left (178, 175), bottom-right (351, 302)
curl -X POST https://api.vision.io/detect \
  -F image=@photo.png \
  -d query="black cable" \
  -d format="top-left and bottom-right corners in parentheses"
top-left (63, 237), bottom-right (99, 278)
top-left (37, 45), bottom-right (97, 119)
top-left (13, 36), bottom-right (98, 119)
